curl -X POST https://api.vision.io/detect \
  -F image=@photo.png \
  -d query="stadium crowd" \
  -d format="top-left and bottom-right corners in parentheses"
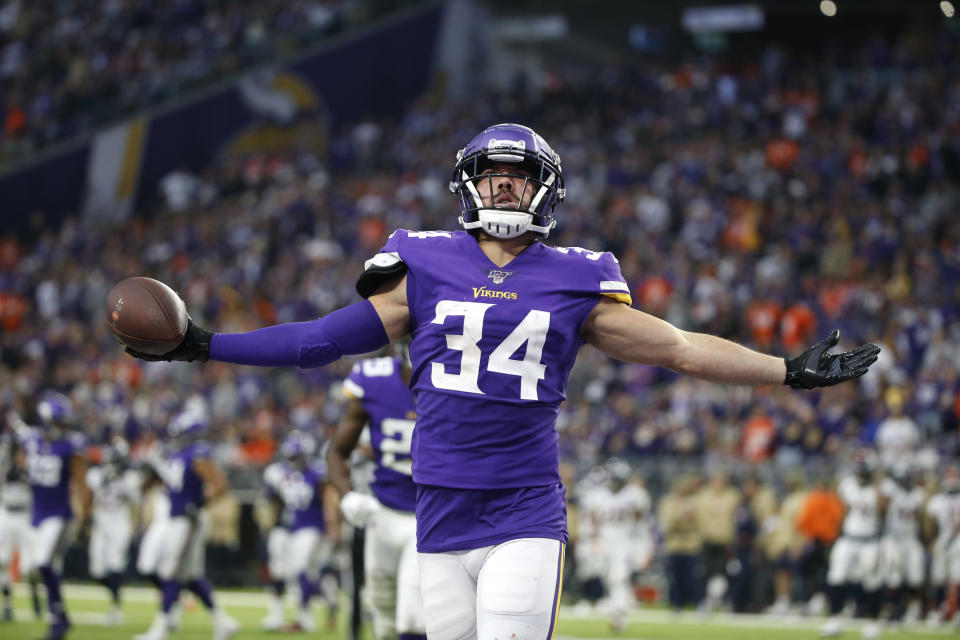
top-left (0, 18), bottom-right (959, 629)
top-left (0, 0), bottom-right (396, 164)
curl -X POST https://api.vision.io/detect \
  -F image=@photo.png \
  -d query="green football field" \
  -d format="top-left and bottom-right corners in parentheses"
top-left (2, 583), bottom-right (955, 640)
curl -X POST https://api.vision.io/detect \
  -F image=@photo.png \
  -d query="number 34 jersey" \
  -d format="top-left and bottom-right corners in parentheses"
top-left (365, 230), bottom-right (631, 490)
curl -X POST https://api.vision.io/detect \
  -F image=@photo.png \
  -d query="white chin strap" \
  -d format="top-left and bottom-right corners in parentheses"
top-left (459, 170), bottom-right (557, 238)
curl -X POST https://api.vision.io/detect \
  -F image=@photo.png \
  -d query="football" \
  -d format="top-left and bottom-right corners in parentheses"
top-left (106, 277), bottom-right (187, 355)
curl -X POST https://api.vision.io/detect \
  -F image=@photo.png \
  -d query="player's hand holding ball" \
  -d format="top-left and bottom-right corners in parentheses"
top-left (106, 277), bottom-right (212, 362)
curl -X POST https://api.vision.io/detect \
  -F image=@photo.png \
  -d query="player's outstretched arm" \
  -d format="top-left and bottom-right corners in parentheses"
top-left (125, 274), bottom-right (410, 366)
top-left (583, 298), bottom-right (879, 388)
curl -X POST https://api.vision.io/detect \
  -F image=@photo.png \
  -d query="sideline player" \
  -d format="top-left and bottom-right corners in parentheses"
top-left (327, 348), bottom-right (426, 640)
top-left (86, 436), bottom-right (138, 624)
top-left (122, 123), bottom-right (881, 640)
top-left (1, 427), bottom-right (39, 620)
top-left (22, 392), bottom-right (92, 640)
top-left (262, 431), bottom-right (340, 632)
top-left (820, 456), bottom-right (885, 639)
top-left (926, 467), bottom-right (960, 626)
top-left (258, 454), bottom-right (291, 630)
top-left (878, 467), bottom-right (926, 623)
top-left (136, 438), bottom-right (181, 632)
top-left (134, 407), bottom-right (239, 640)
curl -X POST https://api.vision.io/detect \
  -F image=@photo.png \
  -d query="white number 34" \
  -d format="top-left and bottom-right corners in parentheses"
top-left (430, 300), bottom-right (550, 400)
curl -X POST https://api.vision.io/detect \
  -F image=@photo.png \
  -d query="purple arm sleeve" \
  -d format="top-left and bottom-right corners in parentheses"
top-left (209, 300), bottom-right (390, 368)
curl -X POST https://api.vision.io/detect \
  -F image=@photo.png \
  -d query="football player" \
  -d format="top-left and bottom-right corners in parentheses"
top-left (21, 392), bottom-right (91, 640)
top-left (86, 436), bottom-right (138, 624)
top-left (136, 438), bottom-right (181, 631)
top-left (926, 467), bottom-right (960, 626)
top-left (123, 123), bottom-right (881, 640)
top-left (878, 466), bottom-right (926, 623)
top-left (821, 455), bottom-right (885, 639)
top-left (263, 431), bottom-right (340, 632)
top-left (134, 407), bottom-right (239, 640)
top-left (0, 425), bottom-right (38, 621)
top-left (604, 465), bottom-right (654, 630)
top-left (257, 453), bottom-right (291, 631)
top-left (327, 347), bottom-right (426, 640)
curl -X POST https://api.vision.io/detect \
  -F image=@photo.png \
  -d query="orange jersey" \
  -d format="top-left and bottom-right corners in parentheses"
top-left (796, 489), bottom-right (845, 544)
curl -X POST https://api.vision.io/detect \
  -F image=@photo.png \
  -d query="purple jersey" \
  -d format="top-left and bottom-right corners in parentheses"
top-left (263, 461), bottom-right (327, 532)
top-left (157, 442), bottom-right (211, 517)
top-left (362, 230), bottom-right (631, 550)
top-left (23, 431), bottom-right (83, 525)
top-left (344, 356), bottom-right (417, 512)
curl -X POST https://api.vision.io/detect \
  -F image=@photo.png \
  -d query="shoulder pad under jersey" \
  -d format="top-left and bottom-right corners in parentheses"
top-left (357, 251), bottom-right (407, 299)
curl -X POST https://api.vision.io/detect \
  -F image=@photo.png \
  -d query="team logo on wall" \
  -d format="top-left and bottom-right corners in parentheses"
top-left (487, 270), bottom-right (513, 285)
top-left (227, 69), bottom-right (329, 157)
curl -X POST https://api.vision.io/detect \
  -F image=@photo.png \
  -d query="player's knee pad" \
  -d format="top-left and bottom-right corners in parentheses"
top-left (476, 539), bottom-right (562, 640)
top-left (478, 542), bottom-right (547, 614)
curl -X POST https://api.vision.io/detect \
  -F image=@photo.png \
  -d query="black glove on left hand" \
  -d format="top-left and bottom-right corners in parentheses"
top-left (785, 329), bottom-right (880, 390)
top-left (125, 317), bottom-right (213, 362)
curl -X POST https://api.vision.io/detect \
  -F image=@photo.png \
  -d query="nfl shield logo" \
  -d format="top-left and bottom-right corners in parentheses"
top-left (487, 270), bottom-right (512, 285)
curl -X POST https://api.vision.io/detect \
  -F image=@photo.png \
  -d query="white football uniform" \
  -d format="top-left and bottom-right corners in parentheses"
top-left (827, 477), bottom-right (882, 590)
top-left (262, 463), bottom-right (291, 582)
top-left (574, 485), bottom-right (612, 581)
top-left (157, 511), bottom-right (210, 581)
top-left (137, 487), bottom-right (171, 576)
top-left (365, 505), bottom-right (421, 638)
top-left (0, 475), bottom-right (33, 575)
top-left (418, 538), bottom-right (564, 640)
top-left (86, 466), bottom-right (138, 578)
top-left (878, 479), bottom-right (925, 589)
top-left (601, 483), bottom-right (653, 619)
top-left (926, 491), bottom-right (960, 586)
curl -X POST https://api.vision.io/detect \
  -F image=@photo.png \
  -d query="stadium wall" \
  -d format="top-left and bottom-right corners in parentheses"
top-left (0, 3), bottom-right (444, 234)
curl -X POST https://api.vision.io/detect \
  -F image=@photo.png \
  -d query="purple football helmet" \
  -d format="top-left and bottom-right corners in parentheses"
top-left (167, 408), bottom-right (209, 441)
top-left (280, 431), bottom-right (317, 467)
top-left (36, 391), bottom-right (74, 428)
top-left (450, 123), bottom-right (565, 239)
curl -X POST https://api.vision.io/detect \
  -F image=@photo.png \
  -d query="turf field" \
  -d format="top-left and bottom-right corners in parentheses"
top-left (2, 583), bottom-right (956, 640)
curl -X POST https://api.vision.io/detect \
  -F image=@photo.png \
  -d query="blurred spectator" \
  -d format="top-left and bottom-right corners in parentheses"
top-left (796, 476), bottom-right (845, 612)
top-left (874, 387), bottom-right (920, 469)
top-left (765, 470), bottom-right (809, 615)
top-left (657, 473), bottom-right (702, 611)
top-left (695, 471), bottom-right (740, 611)
top-left (0, 0), bottom-right (393, 165)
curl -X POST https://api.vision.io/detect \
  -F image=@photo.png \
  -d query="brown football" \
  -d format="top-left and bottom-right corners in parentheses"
top-left (106, 277), bottom-right (187, 355)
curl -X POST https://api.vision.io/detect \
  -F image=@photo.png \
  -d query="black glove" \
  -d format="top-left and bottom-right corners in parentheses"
top-left (125, 317), bottom-right (213, 362)
top-left (784, 329), bottom-right (880, 390)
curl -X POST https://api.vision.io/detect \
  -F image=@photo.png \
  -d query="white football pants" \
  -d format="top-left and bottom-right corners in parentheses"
top-left (419, 537), bottom-right (564, 640)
